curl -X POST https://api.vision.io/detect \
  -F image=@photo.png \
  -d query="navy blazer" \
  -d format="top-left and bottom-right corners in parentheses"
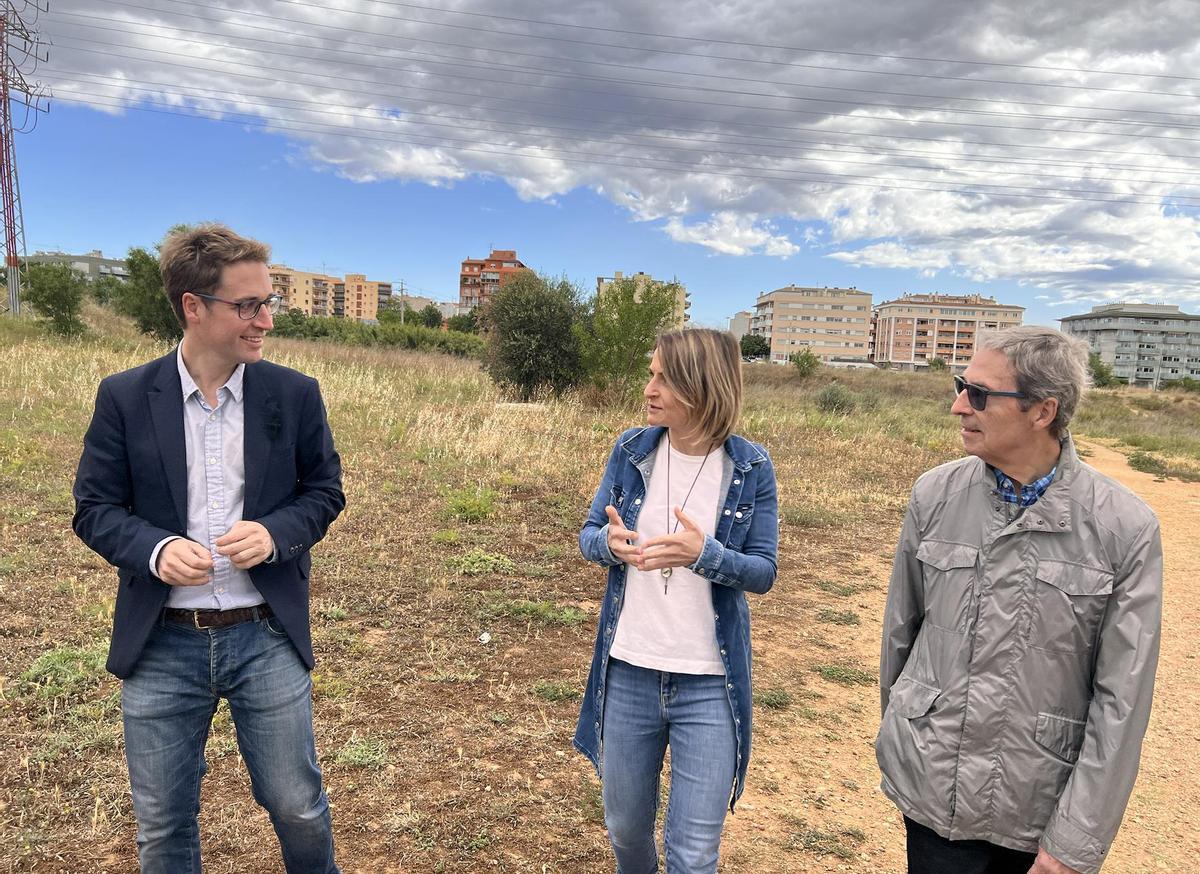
top-left (73, 350), bottom-right (345, 679)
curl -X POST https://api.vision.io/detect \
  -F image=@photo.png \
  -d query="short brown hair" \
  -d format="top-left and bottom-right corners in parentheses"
top-left (159, 224), bottom-right (271, 326)
top-left (655, 328), bottom-right (743, 446)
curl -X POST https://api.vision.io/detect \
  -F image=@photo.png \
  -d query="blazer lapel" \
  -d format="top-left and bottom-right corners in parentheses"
top-left (242, 364), bottom-right (278, 518)
top-left (147, 352), bottom-right (188, 531)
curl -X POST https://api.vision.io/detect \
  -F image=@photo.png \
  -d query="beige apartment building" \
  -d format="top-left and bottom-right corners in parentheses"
top-left (270, 266), bottom-right (386, 322)
top-left (872, 293), bottom-right (1024, 369)
top-left (596, 270), bottom-right (691, 329)
top-left (750, 286), bottom-right (872, 364)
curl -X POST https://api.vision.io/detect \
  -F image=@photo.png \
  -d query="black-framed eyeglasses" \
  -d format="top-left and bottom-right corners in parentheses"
top-left (954, 375), bottom-right (1027, 412)
top-left (190, 291), bottom-right (282, 320)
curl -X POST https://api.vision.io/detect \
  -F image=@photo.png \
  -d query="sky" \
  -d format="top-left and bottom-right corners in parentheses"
top-left (16, 0), bottom-right (1200, 328)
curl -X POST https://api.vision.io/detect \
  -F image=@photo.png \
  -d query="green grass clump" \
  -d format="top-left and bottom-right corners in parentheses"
top-left (817, 609), bottom-right (860, 626)
top-left (20, 644), bottom-right (108, 699)
top-left (446, 487), bottom-right (499, 522)
top-left (449, 549), bottom-right (516, 576)
top-left (333, 734), bottom-right (389, 768)
top-left (532, 680), bottom-right (580, 702)
top-left (813, 664), bottom-right (876, 687)
top-left (495, 598), bottom-right (587, 626)
top-left (755, 688), bottom-right (793, 710)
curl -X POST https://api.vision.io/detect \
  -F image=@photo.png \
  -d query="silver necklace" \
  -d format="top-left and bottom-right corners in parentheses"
top-left (662, 433), bottom-right (713, 594)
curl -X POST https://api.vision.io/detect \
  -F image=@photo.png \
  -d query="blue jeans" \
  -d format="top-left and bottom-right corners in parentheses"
top-left (601, 658), bottom-right (738, 874)
top-left (121, 615), bottom-right (338, 873)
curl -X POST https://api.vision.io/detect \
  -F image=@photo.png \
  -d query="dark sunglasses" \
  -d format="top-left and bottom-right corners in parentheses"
top-left (953, 375), bottom-right (1027, 412)
top-left (190, 291), bottom-right (282, 320)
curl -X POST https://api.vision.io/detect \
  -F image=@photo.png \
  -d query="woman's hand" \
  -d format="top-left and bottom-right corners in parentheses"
top-left (605, 505), bottom-right (644, 564)
top-left (638, 507), bottom-right (706, 573)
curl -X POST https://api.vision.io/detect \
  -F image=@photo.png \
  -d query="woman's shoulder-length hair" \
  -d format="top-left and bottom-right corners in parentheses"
top-left (655, 328), bottom-right (743, 447)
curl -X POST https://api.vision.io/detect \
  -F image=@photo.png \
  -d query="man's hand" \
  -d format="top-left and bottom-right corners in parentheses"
top-left (215, 521), bottom-right (275, 570)
top-left (156, 538), bottom-right (214, 586)
top-left (638, 507), bottom-right (705, 573)
top-left (605, 505), bottom-right (643, 565)
top-left (1028, 848), bottom-right (1082, 874)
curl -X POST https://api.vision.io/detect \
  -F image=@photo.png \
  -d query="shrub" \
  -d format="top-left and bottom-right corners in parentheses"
top-left (483, 272), bottom-right (585, 401)
top-left (21, 263), bottom-right (87, 336)
top-left (816, 382), bottom-right (856, 414)
top-left (791, 348), bottom-right (821, 377)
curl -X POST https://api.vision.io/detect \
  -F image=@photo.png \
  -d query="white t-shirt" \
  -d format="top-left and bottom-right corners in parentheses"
top-left (610, 435), bottom-right (726, 675)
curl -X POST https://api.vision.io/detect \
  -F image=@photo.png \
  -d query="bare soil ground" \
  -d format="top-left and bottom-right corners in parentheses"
top-left (1, 334), bottom-right (1194, 873)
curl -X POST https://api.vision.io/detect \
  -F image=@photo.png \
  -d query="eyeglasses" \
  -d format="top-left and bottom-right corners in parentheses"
top-left (954, 375), bottom-right (1027, 411)
top-left (190, 291), bottom-right (282, 320)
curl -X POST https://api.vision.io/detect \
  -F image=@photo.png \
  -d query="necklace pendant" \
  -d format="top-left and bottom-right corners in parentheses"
top-left (661, 566), bottom-right (672, 594)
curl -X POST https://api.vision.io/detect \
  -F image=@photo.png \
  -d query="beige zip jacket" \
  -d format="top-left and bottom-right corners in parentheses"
top-left (877, 436), bottom-right (1162, 873)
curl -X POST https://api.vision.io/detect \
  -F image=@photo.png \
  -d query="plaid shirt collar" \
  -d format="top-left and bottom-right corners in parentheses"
top-left (992, 466), bottom-right (1057, 507)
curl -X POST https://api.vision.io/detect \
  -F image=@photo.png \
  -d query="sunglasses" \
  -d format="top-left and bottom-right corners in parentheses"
top-left (953, 375), bottom-right (1027, 412)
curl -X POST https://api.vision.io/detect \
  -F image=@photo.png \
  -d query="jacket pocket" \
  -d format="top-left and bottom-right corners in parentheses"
top-left (725, 503), bottom-right (754, 550)
top-left (877, 676), bottom-right (945, 809)
top-left (1034, 711), bottom-right (1087, 763)
top-left (1032, 560), bottom-right (1113, 653)
top-left (916, 540), bottom-right (979, 632)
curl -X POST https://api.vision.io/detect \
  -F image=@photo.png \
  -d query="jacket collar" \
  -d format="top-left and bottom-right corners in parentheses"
top-left (618, 425), bottom-right (767, 473)
top-left (976, 432), bottom-right (1079, 534)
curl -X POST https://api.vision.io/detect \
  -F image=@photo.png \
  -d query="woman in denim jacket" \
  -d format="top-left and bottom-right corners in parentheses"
top-left (574, 328), bottom-right (779, 873)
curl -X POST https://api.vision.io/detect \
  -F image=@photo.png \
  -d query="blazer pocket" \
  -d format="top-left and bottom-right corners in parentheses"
top-left (1032, 560), bottom-right (1113, 653)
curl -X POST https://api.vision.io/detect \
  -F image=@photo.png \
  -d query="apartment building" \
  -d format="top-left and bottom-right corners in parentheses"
top-left (596, 270), bottom-right (691, 330)
top-left (340, 274), bottom-right (385, 322)
top-left (25, 249), bottom-right (130, 282)
top-left (269, 266), bottom-right (341, 318)
top-left (750, 286), bottom-right (872, 364)
top-left (728, 310), bottom-right (753, 340)
top-left (872, 293), bottom-right (1024, 369)
top-left (459, 249), bottom-right (528, 310)
top-left (1060, 303), bottom-right (1200, 386)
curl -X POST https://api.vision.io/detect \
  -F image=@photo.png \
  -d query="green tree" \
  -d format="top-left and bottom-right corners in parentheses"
top-left (22, 262), bottom-right (87, 336)
top-left (446, 309), bottom-right (479, 334)
top-left (112, 246), bottom-right (182, 341)
top-left (377, 296), bottom-right (411, 325)
top-left (927, 356), bottom-right (948, 372)
top-left (790, 348), bottom-right (821, 377)
top-left (483, 272), bottom-right (584, 401)
top-left (417, 303), bottom-right (444, 329)
top-left (1088, 352), bottom-right (1120, 388)
top-left (579, 275), bottom-right (679, 395)
top-left (91, 274), bottom-right (125, 306)
top-left (740, 333), bottom-right (770, 359)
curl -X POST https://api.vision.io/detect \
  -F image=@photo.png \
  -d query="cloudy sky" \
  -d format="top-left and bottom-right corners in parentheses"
top-left (19, 0), bottom-right (1200, 325)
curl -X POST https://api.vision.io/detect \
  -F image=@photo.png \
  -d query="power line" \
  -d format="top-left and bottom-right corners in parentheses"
top-left (45, 30), bottom-right (1200, 145)
top-left (49, 38), bottom-right (1200, 164)
top-left (46, 71), bottom-right (1200, 190)
top-left (51, 89), bottom-right (1200, 208)
top-left (275, 0), bottom-right (1200, 100)
top-left (82, 0), bottom-right (1200, 124)
top-left (341, 0), bottom-right (1200, 85)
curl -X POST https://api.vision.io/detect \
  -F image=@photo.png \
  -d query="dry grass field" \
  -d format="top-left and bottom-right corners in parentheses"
top-left (1, 313), bottom-right (1197, 872)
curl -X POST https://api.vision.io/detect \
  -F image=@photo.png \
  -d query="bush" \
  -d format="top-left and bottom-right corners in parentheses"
top-left (1160, 376), bottom-right (1200, 393)
top-left (927, 357), bottom-right (947, 372)
top-left (270, 312), bottom-right (484, 358)
top-left (791, 348), bottom-right (821, 377)
top-left (21, 263), bottom-right (87, 336)
top-left (741, 333), bottom-right (770, 359)
top-left (815, 382), bottom-right (856, 414)
top-left (113, 246), bottom-right (182, 341)
top-left (1088, 352), bottom-right (1121, 388)
top-left (483, 272), bottom-right (584, 401)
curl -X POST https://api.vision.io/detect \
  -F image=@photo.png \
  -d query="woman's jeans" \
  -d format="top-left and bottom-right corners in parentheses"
top-left (121, 615), bottom-right (339, 874)
top-left (601, 658), bottom-right (738, 874)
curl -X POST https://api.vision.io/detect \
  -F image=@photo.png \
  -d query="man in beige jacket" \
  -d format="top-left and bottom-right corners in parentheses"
top-left (877, 326), bottom-right (1162, 874)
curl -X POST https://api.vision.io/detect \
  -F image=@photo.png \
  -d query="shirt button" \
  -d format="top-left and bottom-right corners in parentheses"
top-left (727, 683), bottom-right (734, 690)
top-left (208, 457), bottom-right (216, 464)
top-left (211, 501), bottom-right (220, 509)
top-left (634, 498), bottom-right (642, 505)
top-left (733, 479), bottom-right (741, 485)
top-left (735, 511), bottom-right (744, 519)
top-left (723, 509), bottom-right (732, 516)
top-left (208, 414), bottom-right (216, 422)
top-left (698, 568), bottom-right (706, 576)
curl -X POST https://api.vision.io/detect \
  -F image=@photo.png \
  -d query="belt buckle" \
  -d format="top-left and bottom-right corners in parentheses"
top-left (192, 610), bottom-right (217, 630)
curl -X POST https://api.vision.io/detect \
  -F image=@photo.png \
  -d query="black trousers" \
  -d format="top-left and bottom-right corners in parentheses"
top-left (905, 817), bottom-right (1038, 874)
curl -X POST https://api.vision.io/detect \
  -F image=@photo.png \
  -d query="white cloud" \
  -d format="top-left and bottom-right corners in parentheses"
top-left (36, 0), bottom-right (1200, 302)
top-left (663, 212), bottom-right (800, 257)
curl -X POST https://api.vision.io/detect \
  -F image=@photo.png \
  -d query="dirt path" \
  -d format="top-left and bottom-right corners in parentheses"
top-left (722, 441), bottom-right (1199, 872)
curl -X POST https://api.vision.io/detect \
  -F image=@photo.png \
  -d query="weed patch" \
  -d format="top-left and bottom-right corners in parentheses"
top-left (813, 664), bottom-right (876, 687)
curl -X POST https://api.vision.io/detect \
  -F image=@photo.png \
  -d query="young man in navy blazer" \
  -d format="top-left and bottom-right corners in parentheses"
top-left (73, 224), bottom-right (345, 872)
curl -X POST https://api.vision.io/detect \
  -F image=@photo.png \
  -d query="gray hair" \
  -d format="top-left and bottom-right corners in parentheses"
top-left (976, 325), bottom-right (1091, 437)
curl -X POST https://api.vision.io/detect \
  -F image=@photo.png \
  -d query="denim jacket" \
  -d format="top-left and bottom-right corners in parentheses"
top-left (573, 426), bottom-right (779, 810)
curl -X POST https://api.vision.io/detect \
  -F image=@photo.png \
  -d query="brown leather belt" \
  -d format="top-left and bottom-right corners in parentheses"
top-left (163, 603), bottom-right (274, 629)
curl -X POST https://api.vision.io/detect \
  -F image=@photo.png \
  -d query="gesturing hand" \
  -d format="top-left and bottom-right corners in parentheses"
top-left (1027, 849), bottom-right (1082, 874)
top-left (215, 521), bottom-right (275, 570)
top-left (605, 505), bottom-right (643, 564)
top-left (637, 507), bottom-right (705, 573)
top-left (156, 538), bottom-right (214, 586)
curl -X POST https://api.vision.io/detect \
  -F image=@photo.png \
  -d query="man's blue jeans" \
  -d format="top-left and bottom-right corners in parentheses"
top-left (601, 658), bottom-right (738, 874)
top-left (121, 615), bottom-right (338, 873)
